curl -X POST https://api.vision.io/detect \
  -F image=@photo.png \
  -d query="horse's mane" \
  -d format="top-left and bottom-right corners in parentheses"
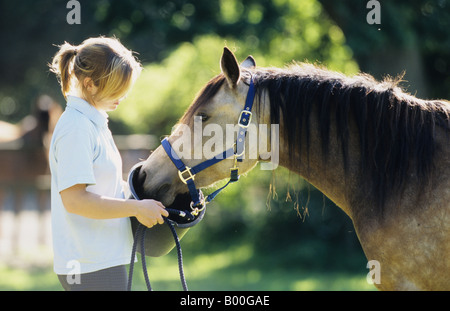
top-left (254, 64), bottom-right (450, 211)
top-left (181, 64), bottom-right (450, 212)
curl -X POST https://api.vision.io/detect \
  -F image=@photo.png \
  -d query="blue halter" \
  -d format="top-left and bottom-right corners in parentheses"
top-left (161, 77), bottom-right (256, 217)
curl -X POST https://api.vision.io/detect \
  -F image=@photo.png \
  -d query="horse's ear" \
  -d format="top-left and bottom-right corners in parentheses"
top-left (220, 47), bottom-right (240, 88)
top-left (241, 56), bottom-right (256, 68)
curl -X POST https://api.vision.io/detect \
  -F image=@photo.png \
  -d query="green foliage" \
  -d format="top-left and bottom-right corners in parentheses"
top-left (0, 253), bottom-right (375, 291)
top-left (110, 36), bottom-right (231, 135)
top-left (318, 0), bottom-right (450, 99)
top-left (110, 0), bottom-right (358, 135)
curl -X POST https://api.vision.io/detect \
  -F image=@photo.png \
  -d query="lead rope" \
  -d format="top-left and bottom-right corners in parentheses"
top-left (166, 220), bottom-right (188, 291)
top-left (127, 223), bottom-right (141, 291)
top-left (127, 219), bottom-right (188, 291)
top-left (139, 224), bottom-right (152, 291)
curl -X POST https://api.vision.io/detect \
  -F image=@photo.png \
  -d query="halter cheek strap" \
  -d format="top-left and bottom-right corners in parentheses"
top-left (236, 76), bottom-right (256, 161)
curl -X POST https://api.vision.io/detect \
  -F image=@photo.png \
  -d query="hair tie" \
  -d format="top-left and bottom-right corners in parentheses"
top-left (73, 48), bottom-right (78, 56)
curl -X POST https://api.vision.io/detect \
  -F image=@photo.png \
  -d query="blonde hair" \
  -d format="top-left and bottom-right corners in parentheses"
top-left (50, 37), bottom-right (142, 103)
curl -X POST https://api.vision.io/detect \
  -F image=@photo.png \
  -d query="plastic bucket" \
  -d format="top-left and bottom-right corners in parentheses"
top-left (127, 162), bottom-right (205, 257)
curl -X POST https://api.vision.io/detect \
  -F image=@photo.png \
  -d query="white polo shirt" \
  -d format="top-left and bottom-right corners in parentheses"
top-left (49, 96), bottom-right (133, 274)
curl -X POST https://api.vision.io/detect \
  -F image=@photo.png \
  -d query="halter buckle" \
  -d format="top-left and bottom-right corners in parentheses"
top-left (238, 110), bottom-right (252, 128)
top-left (178, 166), bottom-right (195, 184)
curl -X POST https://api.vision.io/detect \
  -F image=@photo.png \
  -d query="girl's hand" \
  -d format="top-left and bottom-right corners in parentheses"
top-left (134, 199), bottom-right (169, 228)
top-left (60, 184), bottom-right (168, 227)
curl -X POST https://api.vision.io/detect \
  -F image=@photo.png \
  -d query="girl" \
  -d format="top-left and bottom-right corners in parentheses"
top-left (49, 37), bottom-right (168, 290)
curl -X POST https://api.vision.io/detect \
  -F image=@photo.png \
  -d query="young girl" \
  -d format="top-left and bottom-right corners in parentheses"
top-left (49, 37), bottom-right (168, 291)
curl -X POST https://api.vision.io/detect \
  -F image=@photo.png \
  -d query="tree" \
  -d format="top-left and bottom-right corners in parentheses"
top-left (318, 0), bottom-right (450, 99)
top-left (0, 0), bottom-right (358, 126)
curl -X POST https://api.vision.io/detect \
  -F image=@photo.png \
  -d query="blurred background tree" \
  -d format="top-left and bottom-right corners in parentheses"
top-left (0, 0), bottom-right (448, 288)
top-left (1, 0), bottom-right (448, 129)
top-left (319, 0), bottom-right (450, 99)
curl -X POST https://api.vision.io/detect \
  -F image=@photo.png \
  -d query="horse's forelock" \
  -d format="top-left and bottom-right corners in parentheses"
top-left (179, 74), bottom-right (226, 125)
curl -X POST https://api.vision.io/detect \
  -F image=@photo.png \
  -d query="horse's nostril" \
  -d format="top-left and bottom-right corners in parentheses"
top-left (132, 166), bottom-right (145, 187)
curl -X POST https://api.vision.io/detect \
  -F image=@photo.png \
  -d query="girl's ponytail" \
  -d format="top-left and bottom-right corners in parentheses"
top-left (50, 37), bottom-right (142, 103)
top-left (50, 42), bottom-right (78, 98)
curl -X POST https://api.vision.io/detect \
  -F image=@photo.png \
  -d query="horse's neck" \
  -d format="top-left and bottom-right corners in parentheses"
top-left (272, 103), bottom-right (361, 219)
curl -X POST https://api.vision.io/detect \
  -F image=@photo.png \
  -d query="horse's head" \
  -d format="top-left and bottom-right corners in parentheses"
top-left (131, 48), bottom-right (266, 209)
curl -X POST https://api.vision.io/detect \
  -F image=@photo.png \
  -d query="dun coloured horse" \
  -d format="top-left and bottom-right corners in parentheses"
top-left (133, 47), bottom-right (449, 290)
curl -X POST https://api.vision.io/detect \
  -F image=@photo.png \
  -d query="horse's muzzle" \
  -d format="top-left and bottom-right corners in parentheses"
top-left (127, 162), bottom-right (206, 257)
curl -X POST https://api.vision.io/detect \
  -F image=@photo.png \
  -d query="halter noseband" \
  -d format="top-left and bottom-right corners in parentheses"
top-left (162, 76), bottom-right (256, 217)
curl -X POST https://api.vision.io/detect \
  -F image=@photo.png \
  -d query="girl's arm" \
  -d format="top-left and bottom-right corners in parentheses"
top-left (60, 184), bottom-right (168, 228)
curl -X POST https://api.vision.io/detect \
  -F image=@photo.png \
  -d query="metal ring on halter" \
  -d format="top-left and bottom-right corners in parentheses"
top-left (190, 193), bottom-right (207, 216)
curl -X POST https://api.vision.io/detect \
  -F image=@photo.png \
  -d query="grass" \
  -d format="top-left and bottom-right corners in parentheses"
top-left (0, 243), bottom-right (376, 291)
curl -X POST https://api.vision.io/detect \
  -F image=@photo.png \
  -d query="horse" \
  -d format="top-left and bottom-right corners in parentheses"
top-left (0, 94), bottom-right (62, 183)
top-left (132, 47), bottom-right (450, 290)
top-left (0, 94), bottom-right (62, 254)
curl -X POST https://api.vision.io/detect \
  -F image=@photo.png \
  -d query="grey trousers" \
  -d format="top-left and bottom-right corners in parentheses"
top-left (57, 265), bottom-right (128, 291)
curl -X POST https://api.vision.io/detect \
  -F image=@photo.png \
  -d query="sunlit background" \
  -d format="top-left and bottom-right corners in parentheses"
top-left (0, 0), bottom-right (448, 290)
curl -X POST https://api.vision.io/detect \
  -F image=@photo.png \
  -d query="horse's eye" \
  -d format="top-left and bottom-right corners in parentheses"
top-left (195, 112), bottom-right (209, 122)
